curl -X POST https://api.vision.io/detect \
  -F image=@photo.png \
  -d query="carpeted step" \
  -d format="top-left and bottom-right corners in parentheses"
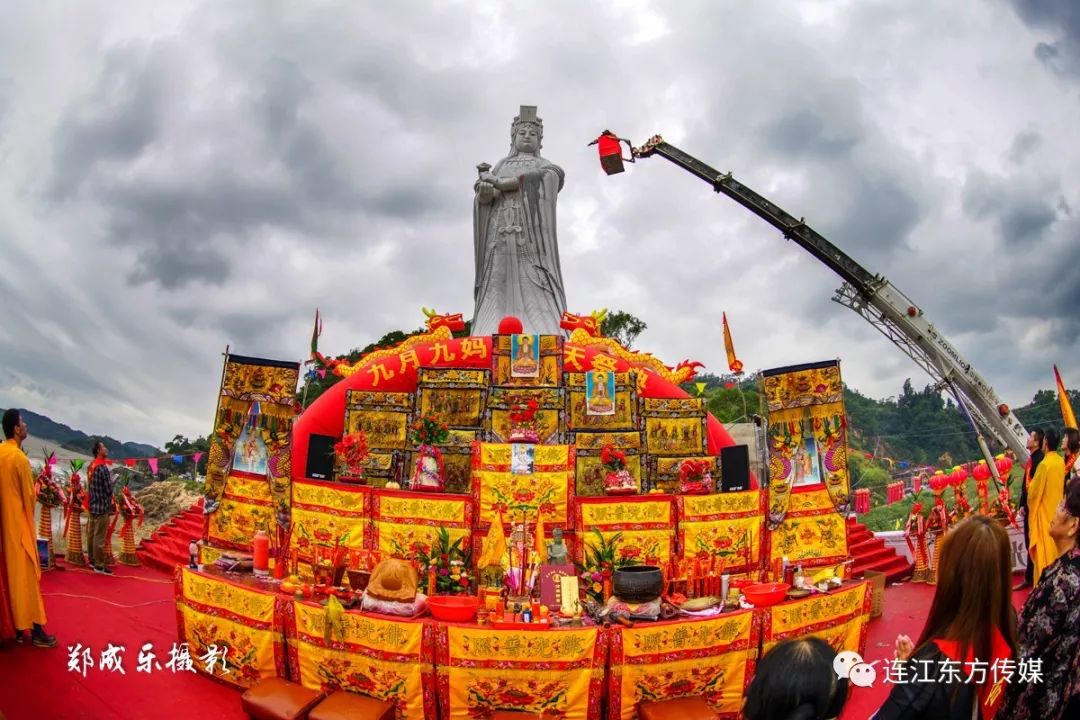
top-left (854, 546), bottom-right (897, 566)
top-left (846, 518), bottom-right (913, 584)
top-left (136, 501), bottom-right (205, 570)
top-left (849, 537), bottom-right (886, 556)
top-left (857, 556), bottom-right (913, 583)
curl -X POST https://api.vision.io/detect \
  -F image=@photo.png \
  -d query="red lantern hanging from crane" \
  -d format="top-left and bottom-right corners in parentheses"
top-left (588, 131), bottom-right (635, 175)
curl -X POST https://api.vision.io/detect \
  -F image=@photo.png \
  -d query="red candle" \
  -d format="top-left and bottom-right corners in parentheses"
top-left (253, 530), bottom-right (269, 575)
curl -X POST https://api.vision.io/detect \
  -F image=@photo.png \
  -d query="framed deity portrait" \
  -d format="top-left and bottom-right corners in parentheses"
top-left (510, 334), bottom-right (541, 378)
top-left (792, 435), bottom-right (824, 487)
top-left (585, 370), bottom-right (616, 416)
top-left (231, 425), bottom-right (268, 476)
top-left (511, 444), bottom-right (536, 475)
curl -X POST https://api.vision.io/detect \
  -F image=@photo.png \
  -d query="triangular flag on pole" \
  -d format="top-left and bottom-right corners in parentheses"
top-left (124, 459), bottom-right (136, 468)
top-left (310, 308), bottom-right (322, 357)
top-left (1054, 365), bottom-right (1077, 429)
top-left (722, 312), bottom-right (744, 375)
top-left (193, 452), bottom-right (204, 465)
top-left (173, 455), bottom-right (184, 464)
top-left (694, 382), bottom-right (707, 396)
top-left (148, 458), bottom-right (158, 475)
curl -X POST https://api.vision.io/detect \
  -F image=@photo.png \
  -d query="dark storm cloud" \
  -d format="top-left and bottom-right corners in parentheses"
top-left (762, 110), bottom-right (861, 158)
top-left (1008, 130), bottom-right (1042, 163)
top-left (962, 170), bottom-right (1059, 246)
top-left (48, 43), bottom-right (165, 200)
top-left (1007, 0), bottom-right (1080, 77)
top-left (43, 11), bottom-right (461, 291)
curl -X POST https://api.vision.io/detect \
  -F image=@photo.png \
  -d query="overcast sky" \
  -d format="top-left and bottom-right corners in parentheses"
top-left (1, 0), bottom-right (1078, 448)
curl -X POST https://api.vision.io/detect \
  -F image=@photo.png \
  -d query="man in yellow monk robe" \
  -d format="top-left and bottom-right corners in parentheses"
top-left (1028, 427), bottom-right (1066, 585)
top-left (0, 409), bottom-right (56, 647)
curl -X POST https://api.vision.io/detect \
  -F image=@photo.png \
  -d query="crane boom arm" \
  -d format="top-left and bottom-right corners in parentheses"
top-left (632, 135), bottom-right (1029, 460)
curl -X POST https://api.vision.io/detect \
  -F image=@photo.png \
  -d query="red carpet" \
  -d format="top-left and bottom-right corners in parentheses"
top-left (0, 559), bottom-right (1030, 719)
top-left (137, 500), bottom-right (205, 573)
top-left (840, 579), bottom-right (1030, 719)
top-left (847, 517), bottom-right (912, 582)
top-left (0, 561), bottom-right (243, 720)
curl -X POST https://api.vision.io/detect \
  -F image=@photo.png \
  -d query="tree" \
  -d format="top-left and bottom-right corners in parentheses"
top-left (162, 434), bottom-right (210, 477)
top-left (601, 310), bottom-right (647, 349)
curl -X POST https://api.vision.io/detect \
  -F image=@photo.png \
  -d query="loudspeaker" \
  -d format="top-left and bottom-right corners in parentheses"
top-left (720, 444), bottom-right (750, 492)
top-left (305, 434), bottom-right (336, 480)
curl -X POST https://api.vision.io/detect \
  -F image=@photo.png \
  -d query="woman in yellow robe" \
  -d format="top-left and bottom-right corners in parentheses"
top-left (0, 410), bottom-right (54, 646)
top-left (1028, 429), bottom-right (1066, 585)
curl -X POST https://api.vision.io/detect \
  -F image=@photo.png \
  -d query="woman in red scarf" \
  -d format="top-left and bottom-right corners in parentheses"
top-left (873, 515), bottom-right (1018, 719)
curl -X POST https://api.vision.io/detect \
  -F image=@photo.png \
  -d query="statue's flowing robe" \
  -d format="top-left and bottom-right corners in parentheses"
top-left (0, 439), bottom-right (47, 631)
top-left (473, 153), bottom-right (567, 336)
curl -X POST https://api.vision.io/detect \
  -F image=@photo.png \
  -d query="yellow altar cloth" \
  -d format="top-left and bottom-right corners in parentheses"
top-left (608, 609), bottom-right (758, 720)
top-left (758, 579), bottom-right (871, 657)
top-left (285, 600), bottom-right (437, 720)
top-left (435, 623), bottom-right (606, 720)
top-left (174, 567), bottom-right (287, 689)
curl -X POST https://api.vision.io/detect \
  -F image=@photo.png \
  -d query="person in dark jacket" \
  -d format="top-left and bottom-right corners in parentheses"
top-left (86, 441), bottom-right (114, 574)
top-left (744, 636), bottom-right (848, 720)
top-left (1015, 429), bottom-right (1044, 590)
top-left (872, 515), bottom-right (1018, 720)
top-left (998, 478), bottom-right (1080, 719)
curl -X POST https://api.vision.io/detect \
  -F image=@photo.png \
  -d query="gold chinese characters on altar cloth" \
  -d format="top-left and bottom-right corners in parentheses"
top-left (608, 609), bottom-right (758, 720)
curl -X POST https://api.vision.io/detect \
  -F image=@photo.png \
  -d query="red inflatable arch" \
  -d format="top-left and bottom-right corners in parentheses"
top-left (291, 335), bottom-right (755, 487)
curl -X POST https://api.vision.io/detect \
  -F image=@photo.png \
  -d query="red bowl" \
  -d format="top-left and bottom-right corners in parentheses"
top-left (428, 595), bottom-right (479, 622)
top-left (743, 582), bottom-right (790, 607)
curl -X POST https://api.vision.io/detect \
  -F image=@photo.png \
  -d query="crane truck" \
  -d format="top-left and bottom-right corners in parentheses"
top-left (596, 132), bottom-right (1030, 480)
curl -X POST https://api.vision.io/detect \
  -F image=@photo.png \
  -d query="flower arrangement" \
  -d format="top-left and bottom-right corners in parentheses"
top-left (116, 485), bottom-right (145, 524)
top-left (399, 527), bottom-right (472, 595)
top-left (579, 529), bottom-right (638, 603)
top-left (508, 398), bottom-right (540, 426)
top-left (35, 453), bottom-right (66, 507)
top-left (333, 430), bottom-right (370, 477)
top-left (601, 445), bottom-right (627, 472)
top-left (409, 414), bottom-right (450, 446)
top-left (508, 396), bottom-right (542, 443)
top-left (679, 458), bottom-right (713, 495)
top-left (602, 444), bottom-right (635, 496)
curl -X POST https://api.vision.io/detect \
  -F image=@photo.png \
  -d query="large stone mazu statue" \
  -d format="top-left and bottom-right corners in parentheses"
top-left (472, 105), bottom-right (568, 336)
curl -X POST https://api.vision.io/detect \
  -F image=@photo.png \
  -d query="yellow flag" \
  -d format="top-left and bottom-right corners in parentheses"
top-left (479, 513), bottom-right (507, 568)
top-left (723, 312), bottom-right (744, 375)
top-left (1055, 365), bottom-right (1077, 429)
top-left (694, 382), bottom-right (707, 396)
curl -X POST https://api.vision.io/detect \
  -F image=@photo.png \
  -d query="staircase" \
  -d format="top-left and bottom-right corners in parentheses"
top-left (136, 499), bottom-right (205, 573)
top-left (847, 516), bottom-right (912, 583)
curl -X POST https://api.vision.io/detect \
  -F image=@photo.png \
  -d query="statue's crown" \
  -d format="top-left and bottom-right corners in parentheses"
top-left (513, 105), bottom-right (542, 129)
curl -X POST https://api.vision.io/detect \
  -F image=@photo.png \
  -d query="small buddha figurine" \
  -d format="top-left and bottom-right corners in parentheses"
top-left (546, 527), bottom-right (569, 565)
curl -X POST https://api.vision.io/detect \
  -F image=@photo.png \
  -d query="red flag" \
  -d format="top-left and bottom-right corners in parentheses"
top-left (722, 312), bottom-right (744, 375)
top-left (124, 458), bottom-right (136, 468)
